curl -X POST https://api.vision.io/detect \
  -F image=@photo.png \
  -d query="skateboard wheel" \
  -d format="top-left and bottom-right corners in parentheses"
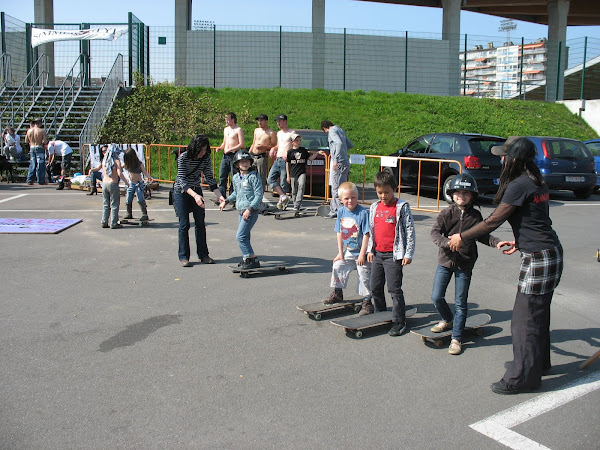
top-left (241, 272), bottom-right (249, 278)
top-left (434, 340), bottom-right (443, 348)
top-left (597, 248), bottom-right (600, 262)
top-left (313, 313), bottom-right (322, 321)
top-left (475, 329), bottom-right (483, 336)
top-left (354, 330), bottom-right (363, 338)
top-left (353, 304), bottom-right (362, 313)
top-left (421, 336), bottom-right (427, 343)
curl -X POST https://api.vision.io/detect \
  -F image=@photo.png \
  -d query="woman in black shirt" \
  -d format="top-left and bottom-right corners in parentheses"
top-left (449, 137), bottom-right (563, 395)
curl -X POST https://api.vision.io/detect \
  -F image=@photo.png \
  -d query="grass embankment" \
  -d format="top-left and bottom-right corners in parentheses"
top-left (100, 85), bottom-right (598, 182)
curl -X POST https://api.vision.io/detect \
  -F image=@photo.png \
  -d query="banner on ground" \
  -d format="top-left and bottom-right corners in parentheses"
top-left (31, 26), bottom-right (128, 48)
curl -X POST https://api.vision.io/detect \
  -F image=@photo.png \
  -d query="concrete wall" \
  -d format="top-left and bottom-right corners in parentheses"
top-left (185, 30), bottom-right (453, 95)
top-left (559, 99), bottom-right (600, 136)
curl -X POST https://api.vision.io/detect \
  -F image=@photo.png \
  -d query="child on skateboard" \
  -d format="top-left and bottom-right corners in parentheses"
top-left (323, 182), bottom-right (372, 311)
top-left (286, 133), bottom-right (320, 212)
top-left (367, 170), bottom-right (416, 336)
top-left (430, 173), bottom-right (500, 355)
top-left (123, 147), bottom-right (154, 222)
top-left (220, 151), bottom-right (264, 269)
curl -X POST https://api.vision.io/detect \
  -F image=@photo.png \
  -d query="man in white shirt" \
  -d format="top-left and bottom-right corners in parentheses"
top-left (267, 114), bottom-right (295, 209)
top-left (47, 139), bottom-right (73, 189)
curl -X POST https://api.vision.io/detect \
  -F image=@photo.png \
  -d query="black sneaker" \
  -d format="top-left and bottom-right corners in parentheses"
top-left (490, 379), bottom-right (537, 395)
top-left (388, 322), bottom-right (407, 336)
top-left (241, 257), bottom-right (260, 270)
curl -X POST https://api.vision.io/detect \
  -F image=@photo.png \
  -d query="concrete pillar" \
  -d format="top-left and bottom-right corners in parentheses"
top-left (442, 0), bottom-right (461, 96)
top-left (174, 0), bottom-right (192, 86)
top-left (34, 0), bottom-right (55, 85)
top-left (546, 0), bottom-right (570, 101)
top-left (312, 0), bottom-right (325, 89)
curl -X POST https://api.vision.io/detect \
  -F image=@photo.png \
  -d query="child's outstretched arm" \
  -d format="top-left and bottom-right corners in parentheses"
top-left (140, 165), bottom-right (154, 182)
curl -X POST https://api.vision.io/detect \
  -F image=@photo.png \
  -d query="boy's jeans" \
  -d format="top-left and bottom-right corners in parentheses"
top-left (290, 173), bottom-right (306, 209)
top-left (236, 210), bottom-right (259, 258)
top-left (267, 157), bottom-right (289, 193)
top-left (431, 264), bottom-right (472, 342)
top-left (331, 248), bottom-right (371, 297)
top-left (101, 181), bottom-right (120, 227)
top-left (370, 251), bottom-right (405, 323)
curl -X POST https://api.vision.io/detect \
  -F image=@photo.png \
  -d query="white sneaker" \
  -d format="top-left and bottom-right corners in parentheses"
top-left (281, 195), bottom-right (289, 210)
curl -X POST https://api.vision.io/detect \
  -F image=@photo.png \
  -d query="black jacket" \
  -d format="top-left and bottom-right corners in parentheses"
top-left (430, 203), bottom-right (499, 270)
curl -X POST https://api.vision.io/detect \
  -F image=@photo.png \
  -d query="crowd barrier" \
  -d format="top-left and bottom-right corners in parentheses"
top-left (84, 143), bottom-right (462, 212)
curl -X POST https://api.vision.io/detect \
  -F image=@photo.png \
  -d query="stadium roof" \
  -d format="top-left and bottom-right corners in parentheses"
top-left (357, 1), bottom-right (600, 26)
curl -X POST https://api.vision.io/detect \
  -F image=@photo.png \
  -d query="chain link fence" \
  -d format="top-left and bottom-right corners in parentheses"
top-left (2, 15), bottom-right (599, 101)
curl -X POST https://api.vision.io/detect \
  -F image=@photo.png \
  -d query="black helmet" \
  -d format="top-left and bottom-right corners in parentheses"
top-left (446, 173), bottom-right (478, 198)
top-left (233, 151), bottom-right (253, 167)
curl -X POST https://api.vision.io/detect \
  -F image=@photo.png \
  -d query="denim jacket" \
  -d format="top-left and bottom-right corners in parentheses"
top-left (227, 170), bottom-right (263, 212)
top-left (367, 199), bottom-right (416, 261)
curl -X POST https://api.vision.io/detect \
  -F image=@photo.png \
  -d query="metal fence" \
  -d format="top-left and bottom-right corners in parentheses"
top-left (2, 15), bottom-right (600, 101)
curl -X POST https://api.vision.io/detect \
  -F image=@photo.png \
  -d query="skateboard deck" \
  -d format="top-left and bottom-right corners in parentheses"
top-left (330, 307), bottom-right (418, 338)
top-left (229, 262), bottom-right (290, 278)
top-left (265, 207), bottom-right (307, 219)
top-left (119, 218), bottom-right (153, 227)
top-left (315, 204), bottom-right (332, 217)
top-left (410, 313), bottom-right (491, 347)
top-left (297, 296), bottom-right (363, 321)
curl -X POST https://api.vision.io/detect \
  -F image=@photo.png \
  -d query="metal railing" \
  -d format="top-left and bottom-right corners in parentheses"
top-left (0, 53), bottom-right (48, 134)
top-left (0, 53), bottom-right (11, 94)
top-left (42, 54), bottom-right (85, 138)
top-left (80, 53), bottom-right (124, 163)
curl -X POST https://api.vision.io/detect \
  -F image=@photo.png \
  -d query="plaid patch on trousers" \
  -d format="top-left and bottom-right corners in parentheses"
top-left (518, 245), bottom-right (563, 295)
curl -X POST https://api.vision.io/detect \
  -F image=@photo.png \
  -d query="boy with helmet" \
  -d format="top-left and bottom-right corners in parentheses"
top-left (219, 151), bottom-right (264, 270)
top-left (429, 173), bottom-right (501, 354)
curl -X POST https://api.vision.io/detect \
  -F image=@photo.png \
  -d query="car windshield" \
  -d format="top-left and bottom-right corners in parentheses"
top-left (296, 131), bottom-right (329, 150)
top-left (544, 139), bottom-right (593, 159)
top-left (468, 138), bottom-right (505, 156)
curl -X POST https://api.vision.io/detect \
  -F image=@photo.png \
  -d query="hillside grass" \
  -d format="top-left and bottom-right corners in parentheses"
top-left (100, 85), bottom-right (597, 183)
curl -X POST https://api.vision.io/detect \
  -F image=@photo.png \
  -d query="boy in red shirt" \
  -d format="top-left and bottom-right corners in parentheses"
top-left (367, 170), bottom-right (416, 336)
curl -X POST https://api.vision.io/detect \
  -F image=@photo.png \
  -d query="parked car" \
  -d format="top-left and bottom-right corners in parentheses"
top-left (523, 136), bottom-right (597, 199)
top-left (583, 138), bottom-right (600, 192)
top-left (295, 129), bottom-right (329, 196)
top-left (388, 133), bottom-right (505, 203)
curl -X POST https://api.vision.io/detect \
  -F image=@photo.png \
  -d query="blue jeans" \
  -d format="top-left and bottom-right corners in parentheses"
top-left (329, 162), bottom-right (349, 214)
top-left (26, 147), bottom-right (46, 183)
top-left (431, 265), bottom-right (472, 342)
top-left (267, 157), bottom-right (290, 193)
top-left (236, 210), bottom-right (259, 258)
top-left (218, 152), bottom-right (236, 198)
top-left (173, 189), bottom-right (209, 261)
top-left (126, 181), bottom-right (145, 204)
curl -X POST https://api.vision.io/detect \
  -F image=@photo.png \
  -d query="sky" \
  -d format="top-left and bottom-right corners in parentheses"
top-left (2, 0), bottom-right (599, 42)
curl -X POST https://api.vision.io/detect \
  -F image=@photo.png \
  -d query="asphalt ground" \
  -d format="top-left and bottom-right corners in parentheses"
top-left (1, 183), bottom-right (599, 449)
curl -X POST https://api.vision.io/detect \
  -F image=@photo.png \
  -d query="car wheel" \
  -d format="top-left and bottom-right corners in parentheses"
top-left (573, 188), bottom-right (594, 199)
top-left (442, 175), bottom-right (455, 204)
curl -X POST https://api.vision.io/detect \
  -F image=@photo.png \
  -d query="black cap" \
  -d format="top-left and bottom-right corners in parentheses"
top-left (275, 114), bottom-right (287, 121)
top-left (255, 114), bottom-right (268, 121)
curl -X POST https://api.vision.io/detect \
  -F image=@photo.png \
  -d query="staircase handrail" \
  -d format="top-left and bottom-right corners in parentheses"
top-left (0, 54), bottom-right (48, 134)
top-left (80, 54), bottom-right (124, 170)
top-left (0, 53), bottom-right (11, 94)
top-left (43, 53), bottom-right (85, 139)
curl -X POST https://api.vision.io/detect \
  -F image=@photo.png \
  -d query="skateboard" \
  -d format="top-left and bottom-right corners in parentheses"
top-left (229, 262), bottom-right (290, 278)
top-left (410, 313), bottom-right (491, 347)
top-left (330, 307), bottom-right (418, 338)
top-left (265, 207), bottom-right (307, 219)
top-left (297, 296), bottom-right (363, 321)
top-left (315, 204), bottom-right (333, 217)
top-left (119, 218), bottom-right (153, 227)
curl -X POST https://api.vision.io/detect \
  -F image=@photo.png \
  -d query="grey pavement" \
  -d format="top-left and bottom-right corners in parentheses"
top-left (0, 183), bottom-right (599, 449)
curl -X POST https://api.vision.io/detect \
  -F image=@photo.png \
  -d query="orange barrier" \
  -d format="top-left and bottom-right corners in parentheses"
top-left (349, 153), bottom-right (463, 213)
top-left (146, 144), bottom-right (220, 186)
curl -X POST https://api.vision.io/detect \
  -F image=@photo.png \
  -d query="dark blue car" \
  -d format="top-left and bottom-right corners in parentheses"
top-left (583, 139), bottom-right (600, 192)
top-left (523, 136), bottom-right (597, 199)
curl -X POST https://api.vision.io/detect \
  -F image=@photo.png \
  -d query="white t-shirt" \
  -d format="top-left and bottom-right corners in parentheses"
top-left (49, 140), bottom-right (73, 157)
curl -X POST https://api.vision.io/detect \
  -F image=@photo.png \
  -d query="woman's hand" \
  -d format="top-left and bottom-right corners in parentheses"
top-left (448, 234), bottom-right (463, 252)
top-left (497, 240), bottom-right (517, 255)
top-left (195, 194), bottom-right (205, 208)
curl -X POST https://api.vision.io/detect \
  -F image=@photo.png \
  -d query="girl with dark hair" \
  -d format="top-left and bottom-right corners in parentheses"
top-left (448, 136), bottom-right (563, 394)
top-left (173, 134), bottom-right (225, 267)
top-left (123, 147), bottom-right (154, 221)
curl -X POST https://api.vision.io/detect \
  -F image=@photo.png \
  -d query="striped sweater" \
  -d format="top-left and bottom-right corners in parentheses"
top-left (173, 151), bottom-right (218, 194)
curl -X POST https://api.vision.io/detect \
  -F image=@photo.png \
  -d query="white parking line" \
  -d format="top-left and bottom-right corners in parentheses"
top-left (470, 370), bottom-right (600, 449)
top-left (0, 194), bottom-right (28, 204)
